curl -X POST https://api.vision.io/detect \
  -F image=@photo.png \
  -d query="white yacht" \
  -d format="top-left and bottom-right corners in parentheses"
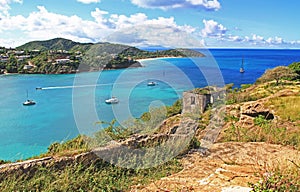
top-left (23, 90), bottom-right (36, 106)
top-left (147, 81), bottom-right (156, 86)
top-left (105, 97), bottom-right (119, 104)
top-left (23, 99), bottom-right (36, 106)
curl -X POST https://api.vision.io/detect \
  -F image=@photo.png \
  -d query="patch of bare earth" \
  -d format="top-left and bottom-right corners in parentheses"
top-left (131, 142), bottom-right (300, 192)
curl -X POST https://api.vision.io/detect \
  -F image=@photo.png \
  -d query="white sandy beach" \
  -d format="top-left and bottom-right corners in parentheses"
top-left (136, 57), bottom-right (179, 66)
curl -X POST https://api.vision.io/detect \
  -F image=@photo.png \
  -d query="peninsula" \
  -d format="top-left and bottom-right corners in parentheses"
top-left (0, 38), bottom-right (205, 74)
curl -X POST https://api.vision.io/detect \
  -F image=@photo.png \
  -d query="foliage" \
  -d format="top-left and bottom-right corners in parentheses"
top-left (265, 96), bottom-right (300, 122)
top-left (222, 114), bottom-right (300, 149)
top-left (226, 90), bottom-right (258, 104)
top-left (46, 135), bottom-right (89, 156)
top-left (166, 99), bottom-right (183, 117)
top-left (289, 61), bottom-right (300, 76)
top-left (0, 158), bottom-right (182, 191)
top-left (16, 38), bottom-right (92, 51)
top-left (0, 160), bottom-right (11, 165)
top-left (188, 136), bottom-right (201, 149)
top-left (256, 66), bottom-right (298, 85)
top-left (240, 84), bottom-right (252, 90)
top-left (96, 119), bottom-right (133, 141)
top-left (249, 161), bottom-right (300, 192)
top-left (4, 38), bottom-right (205, 74)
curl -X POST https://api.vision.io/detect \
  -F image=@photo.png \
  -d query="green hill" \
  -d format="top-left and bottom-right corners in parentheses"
top-left (16, 38), bottom-right (93, 51)
top-left (2, 38), bottom-right (205, 74)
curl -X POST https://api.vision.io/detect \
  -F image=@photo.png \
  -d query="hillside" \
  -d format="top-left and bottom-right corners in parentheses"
top-left (0, 38), bottom-right (205, 74)
top-left (0, 63), bottom-right (299, 191)
top-left (16, 38), bottom-right (93, 51)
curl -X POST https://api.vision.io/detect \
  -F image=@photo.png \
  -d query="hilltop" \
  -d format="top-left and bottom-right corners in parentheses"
top-left (16, 38), bottom-right (93, 52)
top-left (0, 38), bottom-right (205, 74)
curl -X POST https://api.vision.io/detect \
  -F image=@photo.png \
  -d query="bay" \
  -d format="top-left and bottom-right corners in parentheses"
top-left (0, 48), bottom-right (300, 161)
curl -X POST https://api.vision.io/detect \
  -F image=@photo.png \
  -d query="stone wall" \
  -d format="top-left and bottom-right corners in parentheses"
top-left (182, 91), bottom-right (211, 114)
top-left (182, 88), bottom-right (226, 115)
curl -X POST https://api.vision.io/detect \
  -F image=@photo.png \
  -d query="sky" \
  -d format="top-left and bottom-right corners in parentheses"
top-left (1, 0), bottom-right (300, 48)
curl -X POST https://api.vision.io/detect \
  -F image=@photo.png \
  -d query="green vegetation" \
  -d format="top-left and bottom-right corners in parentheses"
top-left (46, 135), bottom-right (89, 156)
top-left (16, 38), bottom-right (92, 51)
top-left (249, 161), bottom-right (300, 192)
top-left (0, 158), bottom-right (182, 191)
top-left (289, 61), bottom-right (300, 77)
top-left (266, 96), bottom-right (300, 122)
top-left (0, 38), bottom-right (205, 74)
top-left (223, 62), bottom-right (300, 149)
top-left (222, 114), bottom-right (300, 148)
top-left (256, 66), bottom-right (298, 85)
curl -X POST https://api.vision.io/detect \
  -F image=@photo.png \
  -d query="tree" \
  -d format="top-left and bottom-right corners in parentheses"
top-left (289, 62), bottom-right (300, 76)
top-left (256, 66), bottom-right (298, 85)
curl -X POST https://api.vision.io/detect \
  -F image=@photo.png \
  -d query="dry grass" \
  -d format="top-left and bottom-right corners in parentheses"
top-left (266, 95), bottom-right (300, 122)
top-left (250, 159), bottom-right (300, 191)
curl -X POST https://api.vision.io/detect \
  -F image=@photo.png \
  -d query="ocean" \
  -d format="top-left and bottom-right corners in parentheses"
top-left (0, 48), bottom-right (300, 161)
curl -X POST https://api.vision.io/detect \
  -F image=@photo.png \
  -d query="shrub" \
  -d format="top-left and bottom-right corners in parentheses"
top-left (256, 66), bottom-right (298, 85)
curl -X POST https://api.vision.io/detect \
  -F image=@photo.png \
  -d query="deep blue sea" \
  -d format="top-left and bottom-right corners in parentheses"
top-left (1, 48), bottom-right (300, 161)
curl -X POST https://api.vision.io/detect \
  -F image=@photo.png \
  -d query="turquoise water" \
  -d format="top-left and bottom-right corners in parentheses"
top-left (1, 49), bottom-right (300, 161)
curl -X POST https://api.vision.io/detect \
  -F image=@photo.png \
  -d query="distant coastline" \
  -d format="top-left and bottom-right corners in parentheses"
top-left (0, 38), bottom-right (204, 75)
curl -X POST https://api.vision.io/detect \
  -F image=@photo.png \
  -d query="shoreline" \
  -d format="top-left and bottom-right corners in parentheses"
top-left (136, 56), bottom-right (180, 62)
top-left (0, 57), bottom-right (176, 76)
top-left (137, 56), bottom-right (181, 67)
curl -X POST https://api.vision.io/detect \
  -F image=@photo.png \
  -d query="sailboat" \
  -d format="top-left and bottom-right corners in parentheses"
top-left (23, 90), bottom-right (36, 106)
top-left (240, 58), bottom-right (245, 73)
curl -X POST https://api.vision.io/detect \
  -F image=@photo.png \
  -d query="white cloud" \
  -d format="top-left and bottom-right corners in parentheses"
top-left (266, 36), bottom-right (284, 45)
top-left (91, 8), bottom-right (110, 28)
top-left (0, 0), bottom-right (22, 16)
top-left (109, 13), bottom-right (148, 29)
top-left (104, 14), bottom-right (200, 47)
top-left (251, 34), bottom-right (264, 42)
top-left (198, 20), bottom-right (299, 48)
top-left (227, 35), bottom-right (243, 42)
top-left (77, 0), bottom-right (100, 4)
top-left (186, 0), bottom-right (220, 10)
top-left (0, 6), bottom-right (201, 48)
top-left (104, 24), bottom-right (204, 48)
top-left (0, 6), bottom-right (110, 44)
top-left (230, 34), bottom-right (293, 47)
top-left (201, 19), bottom-right (227, 38)
top-left (131, 0), bottom-right (221, 11)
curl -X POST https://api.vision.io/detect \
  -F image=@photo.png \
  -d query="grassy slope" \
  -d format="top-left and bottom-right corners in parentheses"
top-left (0, 64), bottom-right (299, 191)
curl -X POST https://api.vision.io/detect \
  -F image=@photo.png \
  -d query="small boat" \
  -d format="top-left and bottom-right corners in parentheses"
top-left (23, 99), bottom-right (36, 106)
top-left (240, 58), bottom-right (245, 73)
top-left (23, 90), bottom-right (36, 106)
top-left (36, 87), bottom-right (42, 90)
top-left (105, 97), bottom-right (119, 104)
top-left (147, 81), bottom-right (156, 86)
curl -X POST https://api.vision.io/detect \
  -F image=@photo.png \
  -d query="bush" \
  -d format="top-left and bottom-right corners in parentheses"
top-left (47, 135), bottom-right (89, 155)
top-left (256, 66), bottom-right (298, 85)
top-left (289, 62), bottom-right (300, 76)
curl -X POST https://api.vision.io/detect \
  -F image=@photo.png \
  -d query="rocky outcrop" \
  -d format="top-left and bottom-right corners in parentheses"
top-left (0, 152), bottom-right (100, 180)
top-left (240, 101), bottom-right (274, 120)
top-left (133, 142), bottom-right (300, 192)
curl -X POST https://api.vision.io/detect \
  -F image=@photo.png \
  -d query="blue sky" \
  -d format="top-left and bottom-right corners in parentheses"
top-left (1, 0), bottom-right (300, 48)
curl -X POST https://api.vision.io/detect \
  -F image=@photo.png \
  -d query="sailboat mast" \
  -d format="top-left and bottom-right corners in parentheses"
top-left (240, 57), bottom-right (245, 73)
top-left (242, 57), bottom-right (244, 68)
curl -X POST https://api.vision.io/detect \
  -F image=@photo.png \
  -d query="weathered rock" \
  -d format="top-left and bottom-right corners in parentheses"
top-left (240, 101), bottom-right (274, 120)
top-left (133, 142), bottom-right (300, 192)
